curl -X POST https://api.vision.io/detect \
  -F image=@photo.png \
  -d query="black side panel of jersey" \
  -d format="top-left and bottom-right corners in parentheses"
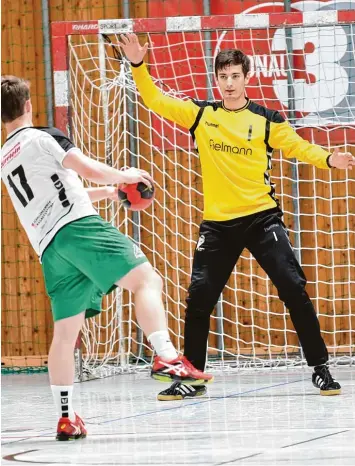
top-left (248, 102), bottom-right (285, 124)
top-left (249, 103), bottom-right (280, 207)
top-left (189, 100), bottom-right (222, 148)
top-left (34, 126), bottom-right (75, 152)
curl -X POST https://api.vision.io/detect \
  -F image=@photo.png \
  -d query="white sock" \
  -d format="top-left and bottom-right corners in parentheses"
top-left (148, 330), bottom-right (178, 361)
top-left (51, 385), bottom-right (75, 422)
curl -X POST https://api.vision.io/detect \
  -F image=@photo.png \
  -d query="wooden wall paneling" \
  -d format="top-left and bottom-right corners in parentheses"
top-left (332, 168), bottom-right (352, 350)
top-left (27, 0), bottom-right (48, 357)
top-left (298, 145), bottom-right (354, 353)
top-left (104, 0), bottom-right (122, 20)
top-left (29, 0), bottom-right (46, 126)
top-left (233, 251), bottom-right (251, 352)
top-left (5, 0), bottom-right (22, 76)
top-left (348, 148), bottom-right (355, 353)
top-left (49, 0), bottom-right (64, 22)
top-left (35, 256), bottom-right (51, 356)
top-left (2, 0), bottom-right (49, 364)
top-left (17, 227), bottom-right (35, 357)
top-left (170, 149), bottom-right (187, 349)
top-left (179, 149), bottom-right (203, 352)
top-left (314, 173), bottom-right (331, 346)
top-left (1, 190), bottom-right (21, 360)
top-left (2, 1), bottom-right (21, 362)
top-left (348, 148), bottom-right (355, 352)
top-left (330, 172), bottom-right (342, 351)
top-left (270, 156), bottom-right (287, 352)
top-left (161, 149), bottom-right (180, 346)
top-left (279, 155), bottom-right (305, 350)
top-left (317, 169), bottom-right (335, 349)
top-left (1, 193), bottom-right (22, 356)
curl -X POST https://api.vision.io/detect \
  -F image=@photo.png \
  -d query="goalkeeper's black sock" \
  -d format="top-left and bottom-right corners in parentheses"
top-left (314, 363), bottom-right (327, 371)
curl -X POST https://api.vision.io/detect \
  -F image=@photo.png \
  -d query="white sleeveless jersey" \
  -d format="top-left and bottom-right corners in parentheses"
top-left (1, 126), bottom-right (98, 259)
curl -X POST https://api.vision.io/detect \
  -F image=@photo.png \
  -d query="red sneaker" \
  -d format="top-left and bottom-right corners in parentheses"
top-left (56, 413), bottom-right (87, 441)
top-left (151, 355), bottom-right (214, 385)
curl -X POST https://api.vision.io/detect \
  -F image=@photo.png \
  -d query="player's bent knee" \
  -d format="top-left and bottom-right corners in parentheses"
top-left (117, 262), bottom-right (162, 294)
top-left (141, 268), bottom-right (163, 292)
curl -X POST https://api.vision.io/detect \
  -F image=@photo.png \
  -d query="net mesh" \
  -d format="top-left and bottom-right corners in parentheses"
top-left (67, 23), bottom-right (354, 377)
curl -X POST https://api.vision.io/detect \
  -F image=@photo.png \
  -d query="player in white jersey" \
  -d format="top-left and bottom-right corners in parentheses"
top-left (1, 76), bottom-right (213, 441)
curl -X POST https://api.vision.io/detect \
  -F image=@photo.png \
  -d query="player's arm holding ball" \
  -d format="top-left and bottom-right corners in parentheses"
top-left (85, 186), bottom-right (119, 202)
top-left (63, 149), bottom-right (153, 187)
top-left (65, 149), bottom-right (155, 209)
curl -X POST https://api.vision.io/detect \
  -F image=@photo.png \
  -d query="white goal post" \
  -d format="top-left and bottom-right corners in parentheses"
top-left (51, 10), bottom-right (355, 378)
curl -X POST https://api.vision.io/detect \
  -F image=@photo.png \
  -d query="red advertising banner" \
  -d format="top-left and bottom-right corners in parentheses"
top-left (146, 1), bottom-right (355, 148)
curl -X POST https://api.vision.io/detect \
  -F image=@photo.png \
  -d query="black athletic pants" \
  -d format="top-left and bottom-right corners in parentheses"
top-left (184, 207), bottom-right (328, 370)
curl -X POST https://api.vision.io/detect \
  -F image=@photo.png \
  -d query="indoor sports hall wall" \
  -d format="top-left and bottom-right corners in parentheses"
top-left (2, 0), bottom-right (354, 369)
top-left (2, 0), bottom-right (146, 368)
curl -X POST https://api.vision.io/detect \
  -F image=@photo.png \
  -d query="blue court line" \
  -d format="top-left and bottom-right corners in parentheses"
top-left (97, 378), bottom-right (303, 425)
top-left (1, 378), bottom-right (303, 445)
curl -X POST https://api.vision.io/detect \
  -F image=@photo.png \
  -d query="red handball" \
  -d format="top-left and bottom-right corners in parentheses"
top-left (118, 182), bottom-right (155, 211)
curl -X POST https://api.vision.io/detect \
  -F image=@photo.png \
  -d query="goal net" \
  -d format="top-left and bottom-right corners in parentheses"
top-left (52, 11), bottom-right (355, 377)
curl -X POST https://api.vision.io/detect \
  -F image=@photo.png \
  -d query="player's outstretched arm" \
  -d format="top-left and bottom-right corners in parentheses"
top-left (269, 115), bottom-right (355, 170)
top-left (85, 186), bottom-right (118, 202)
top-left (63, 149), bottom-right (153, 187)
top-left (117, 33), bottom-right (199, 129)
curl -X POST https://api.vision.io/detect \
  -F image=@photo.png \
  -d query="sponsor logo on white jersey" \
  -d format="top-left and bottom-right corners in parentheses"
top-left (1, 142), bottom-right (21, 168)
top-left (31, 201), bottom-right (54, 230)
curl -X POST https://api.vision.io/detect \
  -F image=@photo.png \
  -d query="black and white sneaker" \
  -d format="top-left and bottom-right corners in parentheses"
top-left (312, 365), bottom-right (341, 396)
top-left (157, 382), bottom-right (207, 401)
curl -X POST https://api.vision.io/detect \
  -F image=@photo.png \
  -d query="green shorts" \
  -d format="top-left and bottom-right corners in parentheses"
top-left (41, 215), bottom-right (148, 322)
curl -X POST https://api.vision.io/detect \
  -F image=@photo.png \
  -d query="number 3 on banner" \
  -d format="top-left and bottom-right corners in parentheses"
top-left (273, 25), bottom-right (349, 114)
top-left (7, 164), bottom-right (34, 207)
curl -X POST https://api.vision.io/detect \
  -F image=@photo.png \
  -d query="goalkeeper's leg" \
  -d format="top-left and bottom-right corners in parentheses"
top-left (247, 209), bottom-right (341, 396)
top-left (158, 220), bottom-right (243, 400)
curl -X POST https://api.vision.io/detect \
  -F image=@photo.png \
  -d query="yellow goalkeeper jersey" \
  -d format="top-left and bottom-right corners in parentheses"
top-left (131, 63), bottom-right (331, 221)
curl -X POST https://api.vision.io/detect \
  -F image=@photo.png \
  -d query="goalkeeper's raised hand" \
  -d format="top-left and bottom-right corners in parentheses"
top-left (328, 147), bottom-right (355, 170)
top-left (117, 33), bottom-right (148, 65)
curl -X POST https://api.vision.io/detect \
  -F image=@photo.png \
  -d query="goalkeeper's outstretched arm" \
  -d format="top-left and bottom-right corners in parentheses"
top-left (269, 114), bottom-right (355, 170)
top-left (118, 33), bottom-right (199, 129)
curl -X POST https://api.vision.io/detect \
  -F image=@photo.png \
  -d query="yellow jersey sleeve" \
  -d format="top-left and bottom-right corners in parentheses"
top-left (130, 63), bottom-right (200, 129)
top-left (269, 118), bottom-right (331, 169)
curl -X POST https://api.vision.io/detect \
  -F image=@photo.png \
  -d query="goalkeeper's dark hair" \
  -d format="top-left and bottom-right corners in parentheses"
top-left (214, 49), bottom-right (251, 77)
top-left (1, 75), bottom-right (30, 123)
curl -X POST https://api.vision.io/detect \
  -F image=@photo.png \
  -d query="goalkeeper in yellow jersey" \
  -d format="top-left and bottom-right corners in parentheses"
top-left (119, 33), bottom-right (355, 399)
